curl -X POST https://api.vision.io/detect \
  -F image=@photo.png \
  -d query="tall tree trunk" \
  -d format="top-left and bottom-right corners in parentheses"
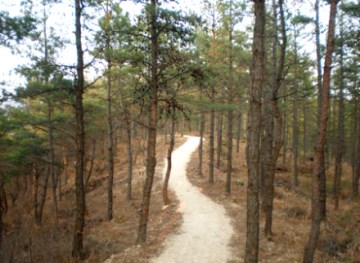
top-left (315, 0), bottom-right (323, 121)
top-left (353, 99), bottom-right (360, 197)
top-left (105, 2), bottom-right (115, 221)
top-left (331, 95), bottom-right (337, 161)
top-left (47, 100), bottom-right (59, 221)
top-left (354, 117), bottom-right (360, 197)
top-left (293, 89), bottom-right (299, 186)
top-left (137, 0), bottom-right (159, 243)
top-left (72, 0), bottom-right (86, 259)
top-left (293, 27), bottom-right (299, 187)
top-left (236, 107), bottom-right (242, 153)
top-left (43, 2), bottom-right (59, 222)
top-left (333, 14), bottom-right (345, 210)
top-left (209, 87), bottom-right (215, 184)
top-left (303, 101), bottom-right (308, 159)
top-left (35, 166), bottom-right (50, 226)
top-left (163, 106), bottom-right (175, 205)
top-left (226, 0), bottom-right (234, 194)
top-left (303, 1), bottom-right (338, 261)
top-left (126, 118), bottom-right (133, 200)
top-left (85, 140), bottom-right (96, 189)
top-left (244, 1), bottom-right (265, 262)
top-left (0, 177), bottom-right (7, 252)
top-left (119, 80), bottom-right (133, 200)
top-left (262, 0), bottom-right (286, 237)
top-left (216, 105), bottom-right (223, 169)
top-left (282, 102), bottom-right (288, 165)
top-left (33, 165), bottom-right (40, 223)
top-left (199, 109), bottom-right (205, 176)
top-left (315, 0), bottom-right (327, 221)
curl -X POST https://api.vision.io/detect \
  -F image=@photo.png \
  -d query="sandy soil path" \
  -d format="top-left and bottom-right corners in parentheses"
top-left (152, 136), bottom-right (234, 263)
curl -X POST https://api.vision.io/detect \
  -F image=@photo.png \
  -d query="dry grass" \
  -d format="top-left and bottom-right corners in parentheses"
top-left (3, 136), bottom-right (359, 263)
top-left (186, 140), bottom-right (360, 263)
top-left (2, 135), bottom-right (186, 263)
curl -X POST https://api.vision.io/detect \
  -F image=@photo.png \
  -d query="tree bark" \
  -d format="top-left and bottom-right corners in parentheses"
top-left (216, 104), bottom-right (223, 169)
top-left (199, 109), bottom-right (205, 176)
top-left (126, 118), bottom-right (133, 200)
top-left (137, 0), bottom-right (159, 243)
top-left (236, 108), bottom-right (242, 153)
top-left (209, 87), bottom-right (215, 184)
top-left (303, 102), bottom-right (308, 158)
top-left (163, 106), bottom-right (175, 205)
top-left (303, 1), bottom-right (338, 262)
top-left (226, 0), bottom-right (234, 194)
top-left (333, 14), bottom-right (345, 210)
top-left (293, 26), bottom-right (299, 187)
top-left (72, 0), bottom-right (86, 259)
top-left (315, 0), bottom-right (327, 221)
top-left (43, 2), bottom-right (59, 222)
top-left (354, 101), bottom-right (360, 197)
top-left (244, 1), bottom-right (265, 262)
top-left (105, 3), bottom-right (115, 220)
top-left (35, 166), bottom-right (49, 226)
top-left (0, 177), bottom-right (7, 252)
top-left (262, 0), bottom-right (286, 237)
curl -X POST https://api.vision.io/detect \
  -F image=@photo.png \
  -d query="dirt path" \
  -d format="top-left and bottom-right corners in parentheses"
top-left (152, 136), bottom-right (234, 263)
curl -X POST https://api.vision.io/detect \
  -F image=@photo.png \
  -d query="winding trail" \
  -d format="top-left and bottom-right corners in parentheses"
top-left (152, 136), bottom-right (234, 263)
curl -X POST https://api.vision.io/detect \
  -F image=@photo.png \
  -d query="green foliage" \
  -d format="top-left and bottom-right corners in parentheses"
top-left (291, 14), bottom-right (313, 25)
top-left (0, 107), bottom-right (46, 183)
top-left (340, 2), bottom-right (360, 17)
top-left (0, 11), bottom-right (36, 46)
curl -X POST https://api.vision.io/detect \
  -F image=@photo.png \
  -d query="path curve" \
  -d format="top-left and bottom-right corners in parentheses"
top-left (152, 136), bottom-right (234, 263)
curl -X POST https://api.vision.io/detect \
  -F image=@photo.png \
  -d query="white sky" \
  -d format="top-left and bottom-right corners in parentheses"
top-left (0, 0), bottom-right (328, 93)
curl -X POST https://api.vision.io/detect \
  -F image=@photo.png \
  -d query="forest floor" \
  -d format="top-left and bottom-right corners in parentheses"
top-left (3, 135), bottom-right (360, 263)
top-left (3, 135), bottom-right (187, 263)
top-left (186, 140), bottom-right (360, 263)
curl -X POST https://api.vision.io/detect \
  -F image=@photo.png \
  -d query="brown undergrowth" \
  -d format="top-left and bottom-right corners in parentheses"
top-left (186, 140), bottom-right (360, 263)
top-left (2, 135), bottom-right (186, 263)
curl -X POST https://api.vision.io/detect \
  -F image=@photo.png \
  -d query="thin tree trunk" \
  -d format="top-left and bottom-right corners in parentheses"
top-left (331, 94), bottom-right (337, 161)
top-left (244, 1), bottom-right (265, 262)
top-left (43, 2), bottom-right (59, 222)
top-left (163, 107), bottom-right (175, 205)
top-left (199, 110), bottom-right (205, 176)
top-left (105, 3), bottom-right (115, 220)
top-left (353, 100), bottom-right (360, 197)
top-left (315, 0), bottom-right (323, 121)
top-left (226, 102), bottom-right (234, 193)
top-left (303, 1), bottom-right (338, 261)
top-left (47, 101), bottom-right (59, 221)
top-left (354, 120), bottom-right (360, 197)
top-left (226, 0), bottom-right (234, 194)
top-left (137, 0), bottom-right (158, 243)
top-left (333, 14), bottom-right (345, 210)
top-left (293, 28), bottom-right (299, 187)
top-left (303, 101), bottom-right (308, 159)
top-left (72, 0), bottom-right (86, 259)
top-left (36, 166), bottom-right (50, 226)
top-left (216, 106), bottom-right (223, 169)
top-left (293, 89), bottom-right (299, 186)
top-left (0, 177), bottom-right (7, 252)
top-left (316, 0), bottom-right (327, 221)
top-left (33, 165), bottom-right (39, 224)
top-left (58, 162), bottom-right (62, 202)
top-left (236, 108), bottom-right (242, 153)
top-left (263, 0), bottom-right (286, 237)
top-left (282, 102), bottom-right (288, 165)
top-left (126, 118), bottom-right (133, 200)
top-left (85, 140), bottom-right (96, 189)
top-left (209, 87), bottom-right (215, 184)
